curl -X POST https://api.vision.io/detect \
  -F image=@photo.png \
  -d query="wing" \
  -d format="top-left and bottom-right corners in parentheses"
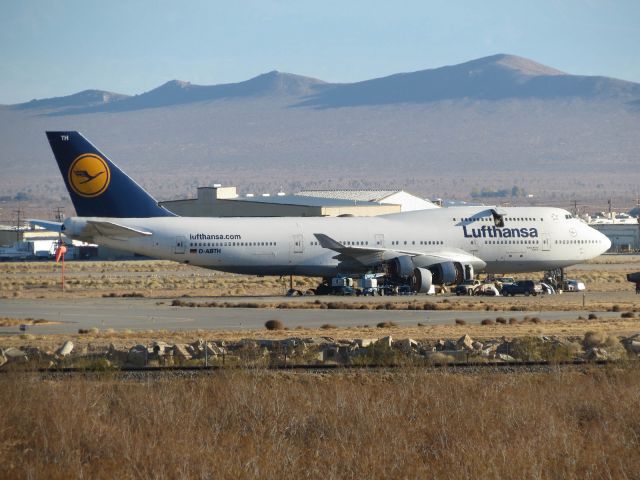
top-left (314, 233), bottom-right (405, 266)
top-left (313, 233), bottom-right (486, 270)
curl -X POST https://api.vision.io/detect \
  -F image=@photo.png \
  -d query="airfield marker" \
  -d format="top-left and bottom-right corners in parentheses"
top-left (55, 244), bottom-right (67, 291)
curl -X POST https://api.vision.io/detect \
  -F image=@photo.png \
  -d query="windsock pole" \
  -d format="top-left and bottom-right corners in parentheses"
top-left (55, 245), bottom-right (67, 291)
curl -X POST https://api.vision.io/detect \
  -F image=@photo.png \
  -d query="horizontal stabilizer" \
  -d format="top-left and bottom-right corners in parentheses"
top-left (27, 219), bottom-right (63, 232)
top-left (86, 220), bottom-right (152, 239)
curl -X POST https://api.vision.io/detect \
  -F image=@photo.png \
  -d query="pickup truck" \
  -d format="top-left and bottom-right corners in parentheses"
top-left (454, 279), bottom-right (482, 296)
top-left (501, 280), bottom-right (543, 296)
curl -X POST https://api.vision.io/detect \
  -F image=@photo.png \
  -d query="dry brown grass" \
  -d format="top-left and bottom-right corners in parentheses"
top-left (1, 368), bottom-right (639, 477)
top-left (0, 260), bottom-right (317, 298)
top-left (2, 256), bottom-right (639, 302)
top-left (0, 317), bottom-right (57, 327)
top-left (3, 312), bottom-right (640, 353)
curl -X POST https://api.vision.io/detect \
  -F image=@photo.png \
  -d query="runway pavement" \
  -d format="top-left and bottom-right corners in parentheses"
top-left (0, 297), bottom-right (620, 335)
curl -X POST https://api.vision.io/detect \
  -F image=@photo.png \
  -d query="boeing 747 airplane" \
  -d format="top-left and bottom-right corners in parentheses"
top-left (33, 132), bottom-right (611, 293)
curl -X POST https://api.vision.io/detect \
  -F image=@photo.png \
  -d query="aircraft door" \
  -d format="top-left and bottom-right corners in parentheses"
top-left (541, 233), bottom-right (551, 251)
top-left (174, 236), bottom-right (186, 254)
top-left (292, 234), bottom-right (304, 254)
top-left (375, 234), bottom-right (385, 247)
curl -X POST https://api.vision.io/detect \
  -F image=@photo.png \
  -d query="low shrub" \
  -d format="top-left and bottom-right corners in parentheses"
top-left (265, 320), bottom-right (284, 331)
top-left (480, 319), bottom-right (494, 326)
top-left (376, 321), bottom-right (398, 328)
top-left (588, 313), bottom-right (598, 320)
top-left (508, 317), bottom-right (519, 325)
top-left (320, 324), bottom-right (337, 330)
top-left (495, 317), bottom-right (507, 324)
top-left (354, 341), bottom-right (400, 366)
top-left (621, 312), bottom-right (635, 318)
top-left (583, 331), bottom-right (605, 348)
top-left (454, 319), bottom-right (466, 326)
top-left (511, 336), bottom-right (577, 362)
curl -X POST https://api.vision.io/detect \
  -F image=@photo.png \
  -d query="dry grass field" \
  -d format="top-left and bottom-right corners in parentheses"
top-left (2, 255), bottom-right (640, 351)
top-left (1, 367), bottom-right (639, 478)
top-left (1, 255), bottom-right (638, 299)
top-left (2, 257), bottom-right (640, 477)
top-left (0, 260), bottom-right (307, 298)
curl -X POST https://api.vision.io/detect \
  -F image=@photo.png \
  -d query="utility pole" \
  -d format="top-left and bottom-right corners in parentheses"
top-left (54, 206), bottom-right (65, 222)
top-left (13, 209), bottom-right (22, 243)
top-left (608, 199), bottom-right (612, 222)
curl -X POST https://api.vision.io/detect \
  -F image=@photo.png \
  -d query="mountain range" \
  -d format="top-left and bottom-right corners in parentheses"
top-left (10, 54), bottom-right (640, 114)
top-left (1, 53), bottom-right (639, 216)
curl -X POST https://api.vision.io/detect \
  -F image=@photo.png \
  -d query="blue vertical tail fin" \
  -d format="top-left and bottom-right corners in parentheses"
top-left (46, 131), bottom-right (175, 217)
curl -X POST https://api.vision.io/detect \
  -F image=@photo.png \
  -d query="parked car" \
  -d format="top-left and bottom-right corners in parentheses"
top-left (563, 279), bottom-right (586, 292)
top-left (501, 280), bottom-right (543, 296)
top-left (454, 279), bottom-right (482, 296)
top-left (334, 285), bottom-right (357, 296)
top-left (493, 276), bottom-right (515, 285)
top-left (473, 284), bottom-right (501, 296)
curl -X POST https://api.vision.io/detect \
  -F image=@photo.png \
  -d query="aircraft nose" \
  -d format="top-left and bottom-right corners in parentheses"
top-left (590, 227), bottom-right (611, 254)
top-left (600, 232), bottom-right (612, 253)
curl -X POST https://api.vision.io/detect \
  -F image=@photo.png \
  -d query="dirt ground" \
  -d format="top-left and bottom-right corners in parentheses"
top-left (1, 255), bottom-right (639, 350)
top-left (2, 254), bottom-right (639, 299)
top-left (1, 315), bottom-right (640, 353)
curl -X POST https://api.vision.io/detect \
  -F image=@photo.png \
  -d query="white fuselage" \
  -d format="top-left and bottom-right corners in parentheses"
top-left (64, 206), bottom-right (611, 277)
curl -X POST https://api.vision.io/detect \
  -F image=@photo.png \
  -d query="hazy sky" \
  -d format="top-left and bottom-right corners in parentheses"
top-left (1, 0), bottom-right (639, 104)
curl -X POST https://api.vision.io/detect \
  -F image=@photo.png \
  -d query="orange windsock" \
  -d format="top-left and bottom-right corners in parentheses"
top-left (55, 245), bottom-right (67, 263)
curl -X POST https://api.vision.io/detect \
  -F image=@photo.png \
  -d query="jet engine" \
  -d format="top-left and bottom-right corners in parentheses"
top-left (387, 255), bottom-right (478, 287)
top-left (429, 261), bottom-right (463, 285)
top-left (410, 267), bottom-right (433, 293)
top-left (387, 255), bottom-right (414, 279)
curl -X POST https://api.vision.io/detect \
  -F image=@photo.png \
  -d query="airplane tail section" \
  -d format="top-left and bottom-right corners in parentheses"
top-left (46, 131), bottom-right (175, 218)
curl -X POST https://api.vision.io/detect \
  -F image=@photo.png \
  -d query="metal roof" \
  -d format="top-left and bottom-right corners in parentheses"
top-left (233, 194), bottom-right (381, 208)
top-left (296, 190), bottom-right (399, 202)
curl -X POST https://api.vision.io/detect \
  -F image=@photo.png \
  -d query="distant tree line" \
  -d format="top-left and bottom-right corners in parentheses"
top-left (470, 186), bottom-right (526, 199)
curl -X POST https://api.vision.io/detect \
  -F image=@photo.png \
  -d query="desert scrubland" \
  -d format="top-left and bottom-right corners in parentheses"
top-left (1, 367), bottom-right (639, 478)
top-left (1, 257), bottom-right (640, 477)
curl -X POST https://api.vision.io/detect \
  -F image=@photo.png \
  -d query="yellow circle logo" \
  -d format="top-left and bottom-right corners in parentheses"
top-left (68, 154), bottom-right (110, 197)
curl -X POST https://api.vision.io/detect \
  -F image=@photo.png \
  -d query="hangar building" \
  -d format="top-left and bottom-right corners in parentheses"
top-left (159, 186), bottom-right (434, 217)
top-left (590, 219), bottom-right (640, 252)
top-left (296, 190), bottom-right (439, 212)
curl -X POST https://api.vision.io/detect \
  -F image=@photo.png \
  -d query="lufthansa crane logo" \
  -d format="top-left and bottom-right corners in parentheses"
top-left (68, 154), bottom-right (110, 197)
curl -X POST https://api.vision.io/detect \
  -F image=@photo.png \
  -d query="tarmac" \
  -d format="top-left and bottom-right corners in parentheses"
top-left (0, 296), bottom-right (623, 335)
